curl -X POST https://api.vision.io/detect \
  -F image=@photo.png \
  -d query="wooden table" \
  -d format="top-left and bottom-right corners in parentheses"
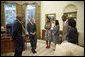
top-left (1, 34), bottom-right (26, 54)
top-left (1, 34), bottom-right (14, 54)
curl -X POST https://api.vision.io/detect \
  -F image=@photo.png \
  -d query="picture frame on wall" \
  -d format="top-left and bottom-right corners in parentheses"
top-left (45, 14), bottom-right (56, 24)
top-left (63, 12), bottom-right (77, 20)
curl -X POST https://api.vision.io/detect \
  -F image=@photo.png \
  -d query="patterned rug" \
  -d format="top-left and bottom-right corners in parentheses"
top-left (1, 40), bottom-right (55, 56)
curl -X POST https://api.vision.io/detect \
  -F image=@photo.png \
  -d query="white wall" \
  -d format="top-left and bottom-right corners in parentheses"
top-left (41, 1), bottom-right (84, 46)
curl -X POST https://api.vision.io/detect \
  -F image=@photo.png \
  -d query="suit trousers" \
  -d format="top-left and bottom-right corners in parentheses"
top-left (29, 35), bottom-right (37, 51)
top-left (14, 37), bottom-right (24, 56)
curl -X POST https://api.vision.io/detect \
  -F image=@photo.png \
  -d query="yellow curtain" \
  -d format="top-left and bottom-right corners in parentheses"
top-left (1, 2), bottom-right (6, 30)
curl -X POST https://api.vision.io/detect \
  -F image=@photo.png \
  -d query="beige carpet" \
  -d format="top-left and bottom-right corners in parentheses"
top-left (1, 40), bottom-right (55, 56)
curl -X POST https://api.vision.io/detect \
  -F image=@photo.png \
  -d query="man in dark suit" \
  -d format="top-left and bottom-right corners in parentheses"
top-left (12, 15), bottom-right (24, 56)
top-left (27, 18), bottom-right (37, 53)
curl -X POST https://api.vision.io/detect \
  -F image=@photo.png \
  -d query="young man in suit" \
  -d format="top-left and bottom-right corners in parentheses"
top-left (27, 18), bottom-right (37, 53)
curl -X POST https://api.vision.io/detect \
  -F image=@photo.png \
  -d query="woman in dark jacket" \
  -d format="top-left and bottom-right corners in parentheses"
top-left (65, 18), bottom-right (78, 44)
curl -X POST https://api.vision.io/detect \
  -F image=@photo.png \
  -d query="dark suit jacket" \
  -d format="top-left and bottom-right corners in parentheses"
top-left (12, 20), bottom-right (22, 40)
top-left (27, 22), bottom-right (36, 36)
top-left (66, 27), bottom-right (78, 44)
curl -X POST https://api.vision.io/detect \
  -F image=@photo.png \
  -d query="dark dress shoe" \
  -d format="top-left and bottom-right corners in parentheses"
top-left (31, 49), bottom-right (37, 54)
top-left (46, 46), bottom-right (48, 48)
top-left (34, 50), bottom-right (37, 53)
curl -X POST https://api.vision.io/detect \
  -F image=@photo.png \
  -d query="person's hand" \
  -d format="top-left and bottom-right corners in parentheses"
top-left (32, 33), bottom-right (36, 35)
top-left (63, 41), bottom-right (68, 43)
top-left (23, 34), bottom-right (25, 37)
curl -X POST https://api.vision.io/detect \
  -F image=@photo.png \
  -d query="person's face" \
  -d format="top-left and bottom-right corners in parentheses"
top-left (55, 21), bottom-right (56, 25)
top-left (46, 18), bottom-right (49, 22)
top-left (31, 19), bottom-right (34, 23)
top-left (19, 16), bottom-right (22, 21)
top-left (62, 16), bottom-right (66, 22)
top-left (17, 16), bottom-right (22, 21)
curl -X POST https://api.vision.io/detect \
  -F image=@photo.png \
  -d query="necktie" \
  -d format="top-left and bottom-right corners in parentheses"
top-left (32, 24), bottom-right (33, 27)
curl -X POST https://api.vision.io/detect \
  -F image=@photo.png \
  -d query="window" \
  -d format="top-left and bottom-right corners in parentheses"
top-left (4, 3), bottom-right (16, 34)
top-left (25, 4), bottom-right (36, 34)
top-left (4, 3), bottom-right (16, 24)
top-left (26, 4), bottom-right (35, 24)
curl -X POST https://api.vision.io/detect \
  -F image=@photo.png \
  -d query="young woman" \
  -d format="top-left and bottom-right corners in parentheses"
top-left (45, 17), bottom-right (51, 48)
top-left (52, 20), bottom-right (60, 50)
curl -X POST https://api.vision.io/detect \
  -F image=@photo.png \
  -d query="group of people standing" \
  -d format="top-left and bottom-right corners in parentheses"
top-left (45, 16), bottom-right (60, 49)
top-left (62, 15), bottom-right (78, 44)
top-left (12, 14), bottom-right (78, 56)
top-left (44, 15), bottom-right (78, 50)
top-left (12, 15), bottom-right (37, 56)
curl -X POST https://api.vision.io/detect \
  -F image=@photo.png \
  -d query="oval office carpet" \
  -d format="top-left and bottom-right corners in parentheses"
top-left (1, 40), bottom-right (55, 56)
